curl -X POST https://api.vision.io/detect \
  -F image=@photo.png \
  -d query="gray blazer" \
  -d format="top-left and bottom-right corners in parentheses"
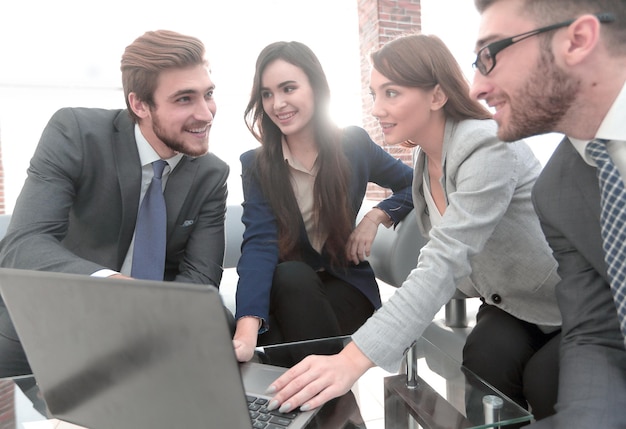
top-left (530, 138), bottom-right (626, 428)
top-left (0, 107), bottom-right (229, 286)
top-left (352, 119), bottom-right (560, 371)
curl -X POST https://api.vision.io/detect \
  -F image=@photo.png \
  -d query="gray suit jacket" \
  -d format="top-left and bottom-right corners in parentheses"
top-left (0, 107), bottom-right (229, 316)
top-left (530, 137), bottom-right (626, 428)
top-left (353, 119), bottom-right (560, 371)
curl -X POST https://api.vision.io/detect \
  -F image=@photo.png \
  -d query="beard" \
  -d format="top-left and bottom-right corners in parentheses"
top-left (498, 49), bottom-right (580, 142)
top-left (151, 111), bottom-right (209, 158)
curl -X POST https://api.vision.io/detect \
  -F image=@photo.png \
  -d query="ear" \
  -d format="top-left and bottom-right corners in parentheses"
top-left (128, 92), bottom-right (150, 120)
top-left (560, 14), bottom-right (602, 66)
top-left (431, 84), bottom-right (448, 111)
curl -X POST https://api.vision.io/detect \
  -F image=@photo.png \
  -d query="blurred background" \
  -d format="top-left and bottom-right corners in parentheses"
top-left (0, 0), bottom-right (561, 212)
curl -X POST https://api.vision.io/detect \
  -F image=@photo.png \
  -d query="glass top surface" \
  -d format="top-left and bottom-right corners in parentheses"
top-left (387, 336), bottom-right (533, 428)
top-left (0, 335), bottom-right (532, 428)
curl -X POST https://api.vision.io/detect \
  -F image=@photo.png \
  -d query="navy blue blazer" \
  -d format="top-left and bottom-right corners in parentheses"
top-left (235, 126), bottom-right (414, 326)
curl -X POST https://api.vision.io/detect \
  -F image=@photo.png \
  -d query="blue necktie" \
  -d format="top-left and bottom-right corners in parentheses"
top-left (131, 160), bottom-right (168, 280)
top-left (586, 139), bottom-right (626, 346)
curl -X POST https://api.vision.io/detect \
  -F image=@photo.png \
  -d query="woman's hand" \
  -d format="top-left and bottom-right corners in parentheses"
top-left (233, 317), bottom-right (260, 362)
top-left (346, 208), bottom-right (390, 265)
top-left (265, 342), bottom-right (374, 413)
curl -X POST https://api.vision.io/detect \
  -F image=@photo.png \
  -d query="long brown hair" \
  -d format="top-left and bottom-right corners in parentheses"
top-left (121, 30), bottom-right (208, 123)
top-left (371, 33), bottom-right (491, 148)
top-left (244, 41), bottom-right (353, 266)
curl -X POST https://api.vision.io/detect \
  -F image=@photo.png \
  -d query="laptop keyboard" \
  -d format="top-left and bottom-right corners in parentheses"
top-left (247, 395), bottom-right (302, 428)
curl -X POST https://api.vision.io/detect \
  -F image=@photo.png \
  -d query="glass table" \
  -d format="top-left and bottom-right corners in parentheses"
top-left (384, 336), bottom-right (533, 428)
top-left (0, 335), bottom-right (532, 428)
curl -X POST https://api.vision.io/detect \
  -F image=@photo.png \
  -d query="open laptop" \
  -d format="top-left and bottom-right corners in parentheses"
top-left (0, 268), bottom-right (318, 428)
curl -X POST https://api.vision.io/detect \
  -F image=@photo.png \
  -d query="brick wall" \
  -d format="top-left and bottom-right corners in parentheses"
top-left (356, 0), bottom-right (421, 200)
top-left (0, 381), bottom-right (15, 429)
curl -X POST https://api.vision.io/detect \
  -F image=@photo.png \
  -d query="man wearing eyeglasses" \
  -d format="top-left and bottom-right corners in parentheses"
top-left (471, 1), bottom-right (626, 428)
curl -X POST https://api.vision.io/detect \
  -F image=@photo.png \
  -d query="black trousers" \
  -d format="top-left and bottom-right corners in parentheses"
top-left (257, 261), bottom-right (374, 365)
top-left (462, 303), bottom-right (560, 426)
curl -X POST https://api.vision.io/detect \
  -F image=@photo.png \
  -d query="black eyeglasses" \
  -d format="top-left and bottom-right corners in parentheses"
top-left (473, 12), bottom-right (615, 76)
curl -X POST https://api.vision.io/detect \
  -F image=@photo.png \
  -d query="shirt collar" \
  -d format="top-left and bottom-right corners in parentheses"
top-left (134, 124), bottom-right (183, 170)
top-left (596, 80), bottom-right (626, 142)
top-left (281, 137), bottom-right (318, 175)
top-left (570, 80), bottom-right (626, 165)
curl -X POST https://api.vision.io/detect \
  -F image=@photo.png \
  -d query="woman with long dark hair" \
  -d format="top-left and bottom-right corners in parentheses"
top-left (232, 41), bottom-right (413, 363)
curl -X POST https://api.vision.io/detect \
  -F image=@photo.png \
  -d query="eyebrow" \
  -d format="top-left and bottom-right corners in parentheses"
top-left (261, 80), bottom-right (298, 91)
top-left (474, 35), bottom-right (501, 52)
top-left (168, 86), bottom-right (215, 100)
top-left (370, 80), bottom-right (397, 90)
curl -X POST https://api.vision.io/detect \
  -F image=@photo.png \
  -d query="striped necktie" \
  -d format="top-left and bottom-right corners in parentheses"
top-left (131, 160), bottom-right (168, 280)
top-left (586, 139), bottom-right (626, 346)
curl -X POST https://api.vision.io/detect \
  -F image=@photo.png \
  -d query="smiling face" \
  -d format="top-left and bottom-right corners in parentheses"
top-left (132, 64), bottom-right (216, 158)
top-left (470, 0), bottom-right (580, 141)
top-left (369, 68), bottom-right (441, 146)
top-left (260, 59), bottom-right (316, 141)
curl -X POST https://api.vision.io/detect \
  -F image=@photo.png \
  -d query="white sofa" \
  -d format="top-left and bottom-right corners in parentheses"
top-left (0, 201), bottom-right (474, 363)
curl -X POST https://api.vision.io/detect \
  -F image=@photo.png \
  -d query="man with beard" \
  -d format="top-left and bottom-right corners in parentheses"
top-left (471, 0), bottom-right (626, 427)
top-left (0, 30), bottom-right (230, 377)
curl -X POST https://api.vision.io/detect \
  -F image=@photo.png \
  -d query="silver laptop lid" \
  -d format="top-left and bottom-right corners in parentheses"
top-left (0, 268), bottom-right (253, 428)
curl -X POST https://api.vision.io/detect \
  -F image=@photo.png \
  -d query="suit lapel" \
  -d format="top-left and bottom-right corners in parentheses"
top-left (564, 141), bottom-right (602, 223)
top-left (559, 141), bottom-right (606, 273)
top-left (164, 156), bottom-right (198, 234)
top-left (411, 148), bottom-right (431, 236)
top-left (112, 112), bottom-right (142, 267)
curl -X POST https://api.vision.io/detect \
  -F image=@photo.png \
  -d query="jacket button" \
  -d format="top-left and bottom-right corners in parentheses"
top-left (491, 294), bottom-right (502, 304)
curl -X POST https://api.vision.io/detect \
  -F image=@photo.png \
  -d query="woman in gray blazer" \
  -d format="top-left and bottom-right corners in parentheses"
top-left (266, 34), bottom-right (561, 424)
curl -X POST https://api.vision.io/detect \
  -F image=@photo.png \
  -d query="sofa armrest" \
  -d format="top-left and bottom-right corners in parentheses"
top-left (359, 200), bottom-right (471, 328)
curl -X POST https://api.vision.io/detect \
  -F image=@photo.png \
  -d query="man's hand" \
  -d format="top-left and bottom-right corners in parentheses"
top-left (110, 274), bottom-right (133, 280)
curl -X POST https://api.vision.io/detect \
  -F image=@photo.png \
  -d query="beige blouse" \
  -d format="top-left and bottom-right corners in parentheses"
top-left (282, 140), bottom-right (328, 254)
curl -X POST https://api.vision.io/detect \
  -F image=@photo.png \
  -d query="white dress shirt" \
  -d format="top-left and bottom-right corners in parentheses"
top-left (570, 80), bottom-right (626, 176)
top-left (93, 124), bottom-right (183, 277)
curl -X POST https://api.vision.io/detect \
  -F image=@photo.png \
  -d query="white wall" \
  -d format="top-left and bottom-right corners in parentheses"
top-left (0, 0), bottom-right (362, 211)
top-left (0, 1), bottom-right (559, 213)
